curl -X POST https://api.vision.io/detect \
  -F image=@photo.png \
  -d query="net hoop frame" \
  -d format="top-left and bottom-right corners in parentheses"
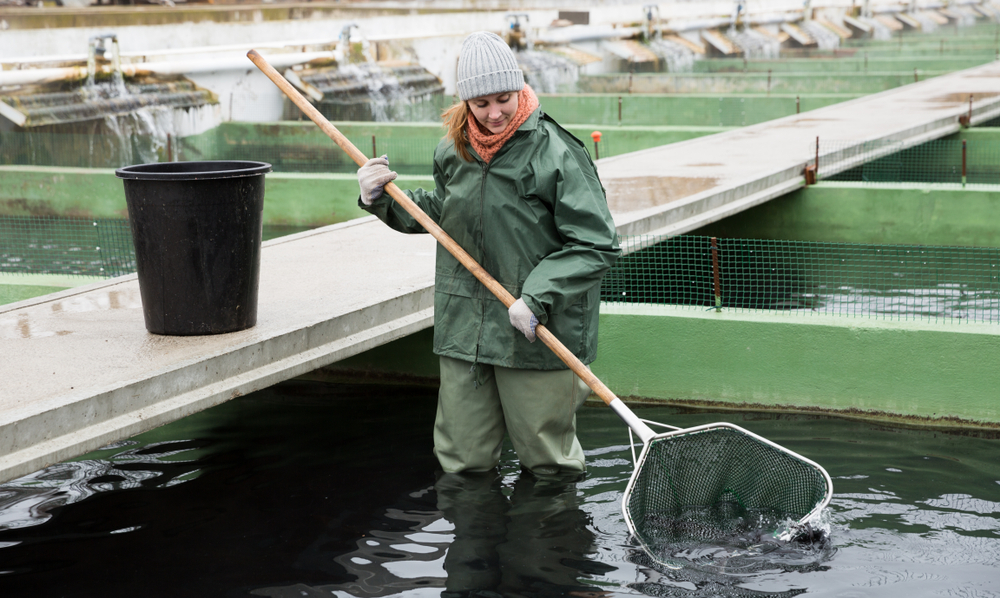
top-left (620, 421), bottom-right (834, 549)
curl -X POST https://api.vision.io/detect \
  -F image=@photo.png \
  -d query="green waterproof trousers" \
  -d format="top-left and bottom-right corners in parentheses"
top-left (434, 355), bottom-right (591, 476)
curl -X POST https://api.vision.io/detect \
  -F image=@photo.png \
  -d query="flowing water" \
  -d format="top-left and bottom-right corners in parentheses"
top-left (800, 21), bottom-right (841, 52)
top-left (0, 380), bottom-right (997, 597)
top-left (726, 29), bottom-right (781, 60)
top-left (6, 76), bottom-right (221, 169)
top-left (911, 13), bottom-right (939, 34)
top-left (648, 39), bottom-right (698, 73)
top-left (867, 19), bottom-right (895, 42)
top-left (309, 64), bottom-right (446, 123)
top-left (515, 50), bottom-right (580, 94)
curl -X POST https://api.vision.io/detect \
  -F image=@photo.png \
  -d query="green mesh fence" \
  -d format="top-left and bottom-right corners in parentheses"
top-left (5, 222), bottom-right (1000, 325)
top-left (601, 236), bottom-right (1000, 324)
top-left (0, 216), bottom-right (135, 278)
top-left (821, 138), bottom-right (1000, 185)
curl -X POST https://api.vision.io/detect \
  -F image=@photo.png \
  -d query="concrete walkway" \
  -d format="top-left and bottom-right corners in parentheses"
top-left (603, 61), bottom-right (1000, 239)
top-left (1, 221), bottom-right (437, 484)
top-left (3, 62), bottom-right (1000, 484)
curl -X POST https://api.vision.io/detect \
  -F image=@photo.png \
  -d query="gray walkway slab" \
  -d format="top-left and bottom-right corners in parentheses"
top-left (4, 62), bottom-right (1000, 484)
top-left (603, 61), bottom-right (1000, 240)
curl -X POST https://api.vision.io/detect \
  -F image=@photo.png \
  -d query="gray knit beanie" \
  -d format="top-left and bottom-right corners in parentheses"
top-left (456, 31), bottom-right (525, 101)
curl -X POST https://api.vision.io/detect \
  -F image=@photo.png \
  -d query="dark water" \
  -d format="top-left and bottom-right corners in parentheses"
top-left (0, 380), bottom-right (998, 597)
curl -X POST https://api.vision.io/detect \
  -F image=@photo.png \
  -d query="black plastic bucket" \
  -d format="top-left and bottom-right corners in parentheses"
top-left (116, 161), bottom-right (271, 335)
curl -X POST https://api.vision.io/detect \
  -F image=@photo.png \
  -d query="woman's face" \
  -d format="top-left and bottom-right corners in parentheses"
top-left (468, 91), bottom-right (519, 134)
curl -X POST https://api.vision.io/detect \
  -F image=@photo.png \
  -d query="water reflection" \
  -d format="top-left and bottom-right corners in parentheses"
top-left (435, 471), bottom-right (607, 597)
top-left (255, 470), bottom-right (610, 598)
top-left (0, 439), bottom-right (204, 533)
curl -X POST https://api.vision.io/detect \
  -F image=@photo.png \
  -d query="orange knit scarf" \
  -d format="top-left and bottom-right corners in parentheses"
top-left (466, 84), bottom-right (539, 164)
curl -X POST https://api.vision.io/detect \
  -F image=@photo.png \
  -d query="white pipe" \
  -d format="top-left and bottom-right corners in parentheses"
top-left (663, 17), bottom-right (738, 32)
top-left (1, 29), bottom-right (456, 69)
top-left (535, 24), bottom-right (645, 44)
top-left (0, 66), bottom-right (90, 86)
top-left (0, 51), bottom-right (336, 87)
top-left (3, 38), bottom-right (340, 66)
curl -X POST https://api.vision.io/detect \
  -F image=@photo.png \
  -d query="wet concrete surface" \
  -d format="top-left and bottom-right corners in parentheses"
top-left (0, 218), bottom-right (436, 483)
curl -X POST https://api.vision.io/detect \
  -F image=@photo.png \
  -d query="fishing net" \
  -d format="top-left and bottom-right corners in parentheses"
top-left (623, 423), bottom-right (832, 551)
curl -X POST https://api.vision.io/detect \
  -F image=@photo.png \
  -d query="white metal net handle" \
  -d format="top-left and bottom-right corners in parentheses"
top-left (627, 418), bottom-right (681, 465)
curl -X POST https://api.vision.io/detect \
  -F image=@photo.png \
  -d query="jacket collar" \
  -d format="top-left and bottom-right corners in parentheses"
top-left (468, 107), bottom-right (541, 163)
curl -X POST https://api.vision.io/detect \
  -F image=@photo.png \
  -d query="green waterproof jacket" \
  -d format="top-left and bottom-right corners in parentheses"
top-left (361, 109), bottom-right (620, 370)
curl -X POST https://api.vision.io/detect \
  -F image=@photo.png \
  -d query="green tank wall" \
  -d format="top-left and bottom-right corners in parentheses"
top-left (944, 128), bottom-right (1000, 143)
top-left (691, 181), bottom-right (1000, 247)
top-left (578, 72), bottom-right (948, 95)
top-left (0, 117), bottom-right (731, 228)
top-left (592, 304), bottom-right (1000, 427)
top-left (843, 31), bottom-right (1000, 55)
top-left (692, 55), bottom-right (995, 74)
top-left (0, 274), bottom-right (104, 306)
top-left (0, 166), bottom-right (431, 226)
top-left (178, 120), bottom-right (731, 172)
top-left (538, 93), bottom-right (860, 127)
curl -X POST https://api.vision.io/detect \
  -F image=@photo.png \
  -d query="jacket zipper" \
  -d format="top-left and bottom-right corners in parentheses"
top-left (471, 159), bottom-right (490, 370)
top-left (469, 130), bottom-right (525, 372)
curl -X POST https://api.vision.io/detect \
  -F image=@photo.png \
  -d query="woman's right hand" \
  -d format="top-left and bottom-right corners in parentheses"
top-left (357, 155), bottom-right (397, 205)
top-left (509, 298), bottom-right (539, 342)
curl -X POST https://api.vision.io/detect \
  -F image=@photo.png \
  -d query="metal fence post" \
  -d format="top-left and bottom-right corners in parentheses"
top-left (711, 237), bottom-right (722, 312)
top-left (962, 139), bottom-right (967, 188)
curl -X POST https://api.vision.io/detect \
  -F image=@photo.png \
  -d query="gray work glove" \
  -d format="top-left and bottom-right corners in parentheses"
top-left (357, 155), bottom-right (397, 205)
top-left (508, 297), bottom-right (539, 343)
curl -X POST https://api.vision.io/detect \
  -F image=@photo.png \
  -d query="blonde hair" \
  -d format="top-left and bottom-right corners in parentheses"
top-left (442, 100), bottom-right (473, 162)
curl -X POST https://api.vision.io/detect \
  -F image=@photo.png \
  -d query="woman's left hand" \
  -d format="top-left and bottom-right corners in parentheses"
top-left (509, 298), bottom-right (539, 342)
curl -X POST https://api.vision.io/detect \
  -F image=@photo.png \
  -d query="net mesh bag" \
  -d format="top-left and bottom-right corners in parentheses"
top-left (624, 424), bottom-right (831, 547)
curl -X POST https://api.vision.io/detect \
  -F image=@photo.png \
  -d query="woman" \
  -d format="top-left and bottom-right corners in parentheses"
top-left (357, 31), bottom-right (619, 478)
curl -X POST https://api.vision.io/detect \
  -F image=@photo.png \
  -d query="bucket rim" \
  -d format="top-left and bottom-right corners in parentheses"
top-left (116, 160), bottom-right (272, 181)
